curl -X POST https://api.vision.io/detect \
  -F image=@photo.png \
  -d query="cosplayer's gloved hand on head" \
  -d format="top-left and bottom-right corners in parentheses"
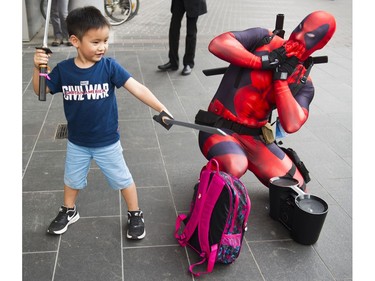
top-left (261, 46), bottom-right (287, 69)
top-left (284, 41), bottom-right (305, 61)
top-left (273, 56), bottom-right (299, 80)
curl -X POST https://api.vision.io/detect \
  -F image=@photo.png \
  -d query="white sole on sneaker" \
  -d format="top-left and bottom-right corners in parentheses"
top-left (48, 213), bottom-right (80, 235)
top-left (126, 230), bottom-right (146, 240)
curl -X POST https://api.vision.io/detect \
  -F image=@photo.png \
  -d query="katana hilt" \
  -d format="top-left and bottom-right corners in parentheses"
top-left (153, 111), bottom-right (174, 130)
top-left (36, 47), bottom-right (52, 101)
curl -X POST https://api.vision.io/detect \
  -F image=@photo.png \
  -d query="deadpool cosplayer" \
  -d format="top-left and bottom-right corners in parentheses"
top-left (195, 11), bottom-right (336, 190)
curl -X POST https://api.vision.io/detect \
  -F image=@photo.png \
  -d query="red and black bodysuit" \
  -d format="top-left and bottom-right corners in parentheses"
top-left (197, 11), bottom-right (336, 190)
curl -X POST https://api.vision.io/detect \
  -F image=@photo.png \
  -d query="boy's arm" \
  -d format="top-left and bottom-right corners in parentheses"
top-left (33, 49), bottom-right (51, 96)
top-left (123, 77), bottom-right (172, 116)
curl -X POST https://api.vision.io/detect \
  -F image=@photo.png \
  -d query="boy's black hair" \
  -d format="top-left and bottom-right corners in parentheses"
top-left (66, 6), bottom-right (111, 40)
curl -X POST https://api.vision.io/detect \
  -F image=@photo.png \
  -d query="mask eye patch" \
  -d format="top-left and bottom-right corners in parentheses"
top-left (304, 24), bottom-right (329, 50)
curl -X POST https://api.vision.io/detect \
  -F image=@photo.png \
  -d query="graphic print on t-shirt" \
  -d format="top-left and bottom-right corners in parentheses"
top-left (62, 81), bottom-right (109, 101)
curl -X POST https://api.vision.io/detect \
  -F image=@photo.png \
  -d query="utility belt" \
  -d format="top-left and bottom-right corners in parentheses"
top-left (195, 110), bottom-right (275, 143)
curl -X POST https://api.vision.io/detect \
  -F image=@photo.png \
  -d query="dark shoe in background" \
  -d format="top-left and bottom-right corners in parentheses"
top-left (158, 62), bottom-right (178, 71)
top-left (64, 38), bottom-right (73, 46)
top-left (51, 39), bottom-right (63, 47)
top-left (181, 65), bottom-right (192, 76)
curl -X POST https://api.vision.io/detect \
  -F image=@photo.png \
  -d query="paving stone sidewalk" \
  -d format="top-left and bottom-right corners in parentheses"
top-left (21, 0), bottom-right (353, 280)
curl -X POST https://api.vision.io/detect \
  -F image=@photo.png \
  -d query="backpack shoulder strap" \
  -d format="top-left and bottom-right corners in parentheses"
top-left (197, 168), bottom-right (227, 255)
top-left (175, 160), bottom-right (225, 245)
top-left (189, 162), bottom-right (227, 276)
top-left (189, 244), bottom-right (218, 277)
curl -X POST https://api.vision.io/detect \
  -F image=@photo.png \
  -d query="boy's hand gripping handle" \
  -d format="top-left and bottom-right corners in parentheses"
top-left (38, 64), bottom-right (48, 101)
top-left (36, 47), bottom-right (52, 101)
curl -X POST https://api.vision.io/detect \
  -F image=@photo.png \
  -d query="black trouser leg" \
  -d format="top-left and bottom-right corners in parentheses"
top-left (183, 16), bottom-right (198, 68)
top-left (168, 5), bottom-right (185, 67)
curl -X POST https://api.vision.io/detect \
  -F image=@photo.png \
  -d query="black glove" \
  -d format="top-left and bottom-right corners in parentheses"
top-left (261, 46), bottom-right (287, 69)
top-left (273, 56), bottom-right (299, 80)
top-left (153, 111), bottom-right (174, 130)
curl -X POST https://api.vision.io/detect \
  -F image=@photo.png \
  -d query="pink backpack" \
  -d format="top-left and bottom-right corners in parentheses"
top-left (175, 159), bottom-right (251, 276)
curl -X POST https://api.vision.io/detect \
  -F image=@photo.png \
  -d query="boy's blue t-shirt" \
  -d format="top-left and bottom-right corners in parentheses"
top-left (47, 57), bottom-right (132, 147)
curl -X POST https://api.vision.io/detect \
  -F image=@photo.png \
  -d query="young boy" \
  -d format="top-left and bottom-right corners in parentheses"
top-left (33, 6), bottom-right (172, 240)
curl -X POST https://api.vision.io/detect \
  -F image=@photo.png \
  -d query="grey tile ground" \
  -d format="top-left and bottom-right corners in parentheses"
top-left (21, 0), bottom-right (352, 280)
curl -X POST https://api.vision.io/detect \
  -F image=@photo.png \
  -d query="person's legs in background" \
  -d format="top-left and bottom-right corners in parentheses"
top-left (50, 0), bottom-right (63, 46)
top-left (168, 5), bottom-right (185, 68)
top-left (58, 0), bottom-right (71, 46)
top-left (181, 15), bottom-right (198, 75)
top-left (158, 0), bottom-right (185, 71)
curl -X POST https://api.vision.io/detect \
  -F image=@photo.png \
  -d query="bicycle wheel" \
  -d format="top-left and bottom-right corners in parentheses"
top-left (104, 0), bottom-right (132, 26)
top-left (127, 0), bottom-right (140, 21)
top-left (40, 0), bottom-right (47, 19)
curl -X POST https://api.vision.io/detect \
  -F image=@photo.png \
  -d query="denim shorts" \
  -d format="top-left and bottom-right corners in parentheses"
top-left (64, 140), bottom-right (134, 190)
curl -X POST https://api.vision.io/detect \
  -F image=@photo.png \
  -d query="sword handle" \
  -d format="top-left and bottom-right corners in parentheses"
top-left (36, 47), bottom-right (52, 102)
top-left (303, 56), bottom-right (328, 68)
top-left (274, 14), bottom-right (285, 38)
top-left (311, 56), bottom-right (328, 64)
top-left (202, 67), bottom-right (227, 76)
top-left (153, 111), bottom-right (173, 130)
top-left (38, 64), bottom-right (48, 101)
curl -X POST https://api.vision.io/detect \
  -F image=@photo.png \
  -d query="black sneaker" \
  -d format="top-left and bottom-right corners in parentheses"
top-left (127, 210), bottom-right (145, 240)
top-left (47, 205), bottom-right (80, 235)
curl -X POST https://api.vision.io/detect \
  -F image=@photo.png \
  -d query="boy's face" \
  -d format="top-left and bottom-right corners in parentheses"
top-left (73, 26), bottom-right (110, 63)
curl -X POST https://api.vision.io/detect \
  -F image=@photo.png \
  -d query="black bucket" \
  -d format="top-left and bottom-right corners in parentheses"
top-left (269, 176), bottom-right (328, 245)
top-left (292, 193), bottom-right (328, 245)
top-left (269, 176), bottom-right (299, 222)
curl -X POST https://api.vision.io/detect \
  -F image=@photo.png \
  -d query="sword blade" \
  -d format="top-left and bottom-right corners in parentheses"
top-left (43, 0), bottom-right (53, 48)
top-left (164, 119), bottom-right (227, 136)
